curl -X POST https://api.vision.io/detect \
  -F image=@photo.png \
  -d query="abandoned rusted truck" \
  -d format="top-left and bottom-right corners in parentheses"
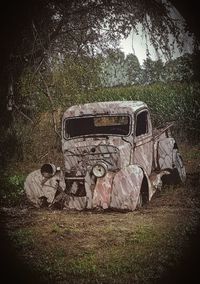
top-left (25, 101), bottom-right (186, 211)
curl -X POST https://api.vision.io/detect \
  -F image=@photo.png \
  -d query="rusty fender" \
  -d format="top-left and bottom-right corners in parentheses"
top-left (110, 165), bottom-right (144, 211)
top-left (91, 172), bottom-right (115, 210)
top-left (90, 165), bottom-right (144, 211)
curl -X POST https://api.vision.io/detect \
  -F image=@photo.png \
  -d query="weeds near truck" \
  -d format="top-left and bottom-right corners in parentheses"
top-left (0, 174), bottom-right (26, 206)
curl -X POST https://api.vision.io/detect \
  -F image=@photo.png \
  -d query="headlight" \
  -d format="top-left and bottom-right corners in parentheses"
top-left (92, 162), bottom-right (107, 178)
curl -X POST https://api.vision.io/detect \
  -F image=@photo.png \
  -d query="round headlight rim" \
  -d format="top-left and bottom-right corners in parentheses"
top-left (92, 162), bottom-right (107, 178)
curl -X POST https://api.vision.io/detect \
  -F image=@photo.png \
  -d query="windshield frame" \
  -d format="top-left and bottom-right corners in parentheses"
top-left (63, 113), bottom-right (132, 140)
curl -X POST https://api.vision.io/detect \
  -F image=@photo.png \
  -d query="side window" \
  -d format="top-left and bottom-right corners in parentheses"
top-left (136, 111), bottom-right (148, 136)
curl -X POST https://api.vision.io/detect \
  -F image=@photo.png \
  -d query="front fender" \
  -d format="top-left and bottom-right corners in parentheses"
top-left (110, 165), bottom-right (144, 211)
top-left (92, 172), bottom-right (115, 209)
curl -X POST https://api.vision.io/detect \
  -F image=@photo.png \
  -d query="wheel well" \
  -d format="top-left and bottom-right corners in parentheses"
top-left (173, 142), bottom-right (178, 150)
top-left (141, 175), bottom-right (149, 204)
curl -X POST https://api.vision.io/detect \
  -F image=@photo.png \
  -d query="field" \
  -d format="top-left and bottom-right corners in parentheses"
top-left (0, 143), bottom-right (200, 284)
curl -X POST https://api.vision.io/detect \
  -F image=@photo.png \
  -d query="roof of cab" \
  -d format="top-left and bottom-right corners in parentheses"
top-left (63, 101), bottom-right (147, 118)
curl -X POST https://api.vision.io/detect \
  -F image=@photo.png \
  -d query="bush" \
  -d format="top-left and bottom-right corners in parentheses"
top-left (0, 174), bottom-right (26, 206)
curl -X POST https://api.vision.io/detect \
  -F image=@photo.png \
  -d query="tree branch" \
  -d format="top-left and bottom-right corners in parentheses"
top-left (13, 103), bottom-right (34, 124)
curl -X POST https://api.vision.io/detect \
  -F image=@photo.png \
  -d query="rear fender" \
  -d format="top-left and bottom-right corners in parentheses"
top-left (110, 165), bottom-right (144, 211)
top-left (157, 138), bottom-right (176, 170)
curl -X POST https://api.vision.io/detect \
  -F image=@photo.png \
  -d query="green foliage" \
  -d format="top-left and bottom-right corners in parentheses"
top-left (0, 174), bottom-right (26, 206)
top-left (163, 54), bottom-right (194, 82)
top-left (86, 82), bottom-right (200, 141)
top-left (142, 58), bottom-right (164, 84)
top-left (19, 55), bottom-right (102, 114)
top-left (10, 228), bottom-right (35, 249)
top-left (125, 53), bottom-right (141, 84)
top-left (100, 49), bottom-right (142, 86)
top-left (18, 52), bottom-right (198, 117)
top-left (7, 57), bottom-right (200, 176)
top-left (8, 175), bottom-right (25, 187)
top-left (99, 51), bottom-right (197, 87)
top-left (51, 56), bottom-right (102, 106)
top-left (7, 81), bottom-right (200, 173)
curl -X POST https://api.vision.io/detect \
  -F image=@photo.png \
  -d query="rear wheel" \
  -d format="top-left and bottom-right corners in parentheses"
top-left (162, 149), bottom-right (186, 185)
top-left (173, 150), bottom-right (186, 184)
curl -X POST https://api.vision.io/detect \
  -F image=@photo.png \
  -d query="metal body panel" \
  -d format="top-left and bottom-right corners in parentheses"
top-left (92, 172), bottom-right (115, 209)
top-left (62, 101), bottom-right (147, 120)
top-left (110, 165), bottom-right (144, 211)
top-left (63, 138), bottom-right (132, 175)
top-left (133, 135), bottom-right (153, 176)
top-left (158, 137), bottom-right (175, 170)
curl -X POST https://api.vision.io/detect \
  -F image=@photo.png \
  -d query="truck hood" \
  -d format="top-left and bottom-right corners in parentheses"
top-left (62, 136), bottom-right (132, 175)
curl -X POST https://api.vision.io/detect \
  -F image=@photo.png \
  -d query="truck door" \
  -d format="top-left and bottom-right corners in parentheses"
top-left (133, 109), bottom-right (153, 175)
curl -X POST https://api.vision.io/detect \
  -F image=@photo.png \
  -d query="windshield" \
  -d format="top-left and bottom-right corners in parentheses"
top-left (64, 115), bottom-right (131, 139)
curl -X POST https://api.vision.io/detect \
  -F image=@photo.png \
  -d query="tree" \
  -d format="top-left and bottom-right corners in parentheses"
top-left (190, 51), bottom-right (200, 82)
top-left (164, 54), bottom-right (193, 82)
top-left (124, 54), bottom-right (141, 84)
top-left (142, 58), bottom-right (164, 84)
top-left (1, 1), bottom-right (187, 104)
top-left (100, 49), bottom-right (128, 87)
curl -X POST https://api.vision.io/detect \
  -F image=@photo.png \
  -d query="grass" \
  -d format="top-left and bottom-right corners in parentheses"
top-left (10, 228), bottom-right (35, 249)
top-left (5, 199), bottom-right (200, 283)
top-left (1, 144), bottom-right (200, 283)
